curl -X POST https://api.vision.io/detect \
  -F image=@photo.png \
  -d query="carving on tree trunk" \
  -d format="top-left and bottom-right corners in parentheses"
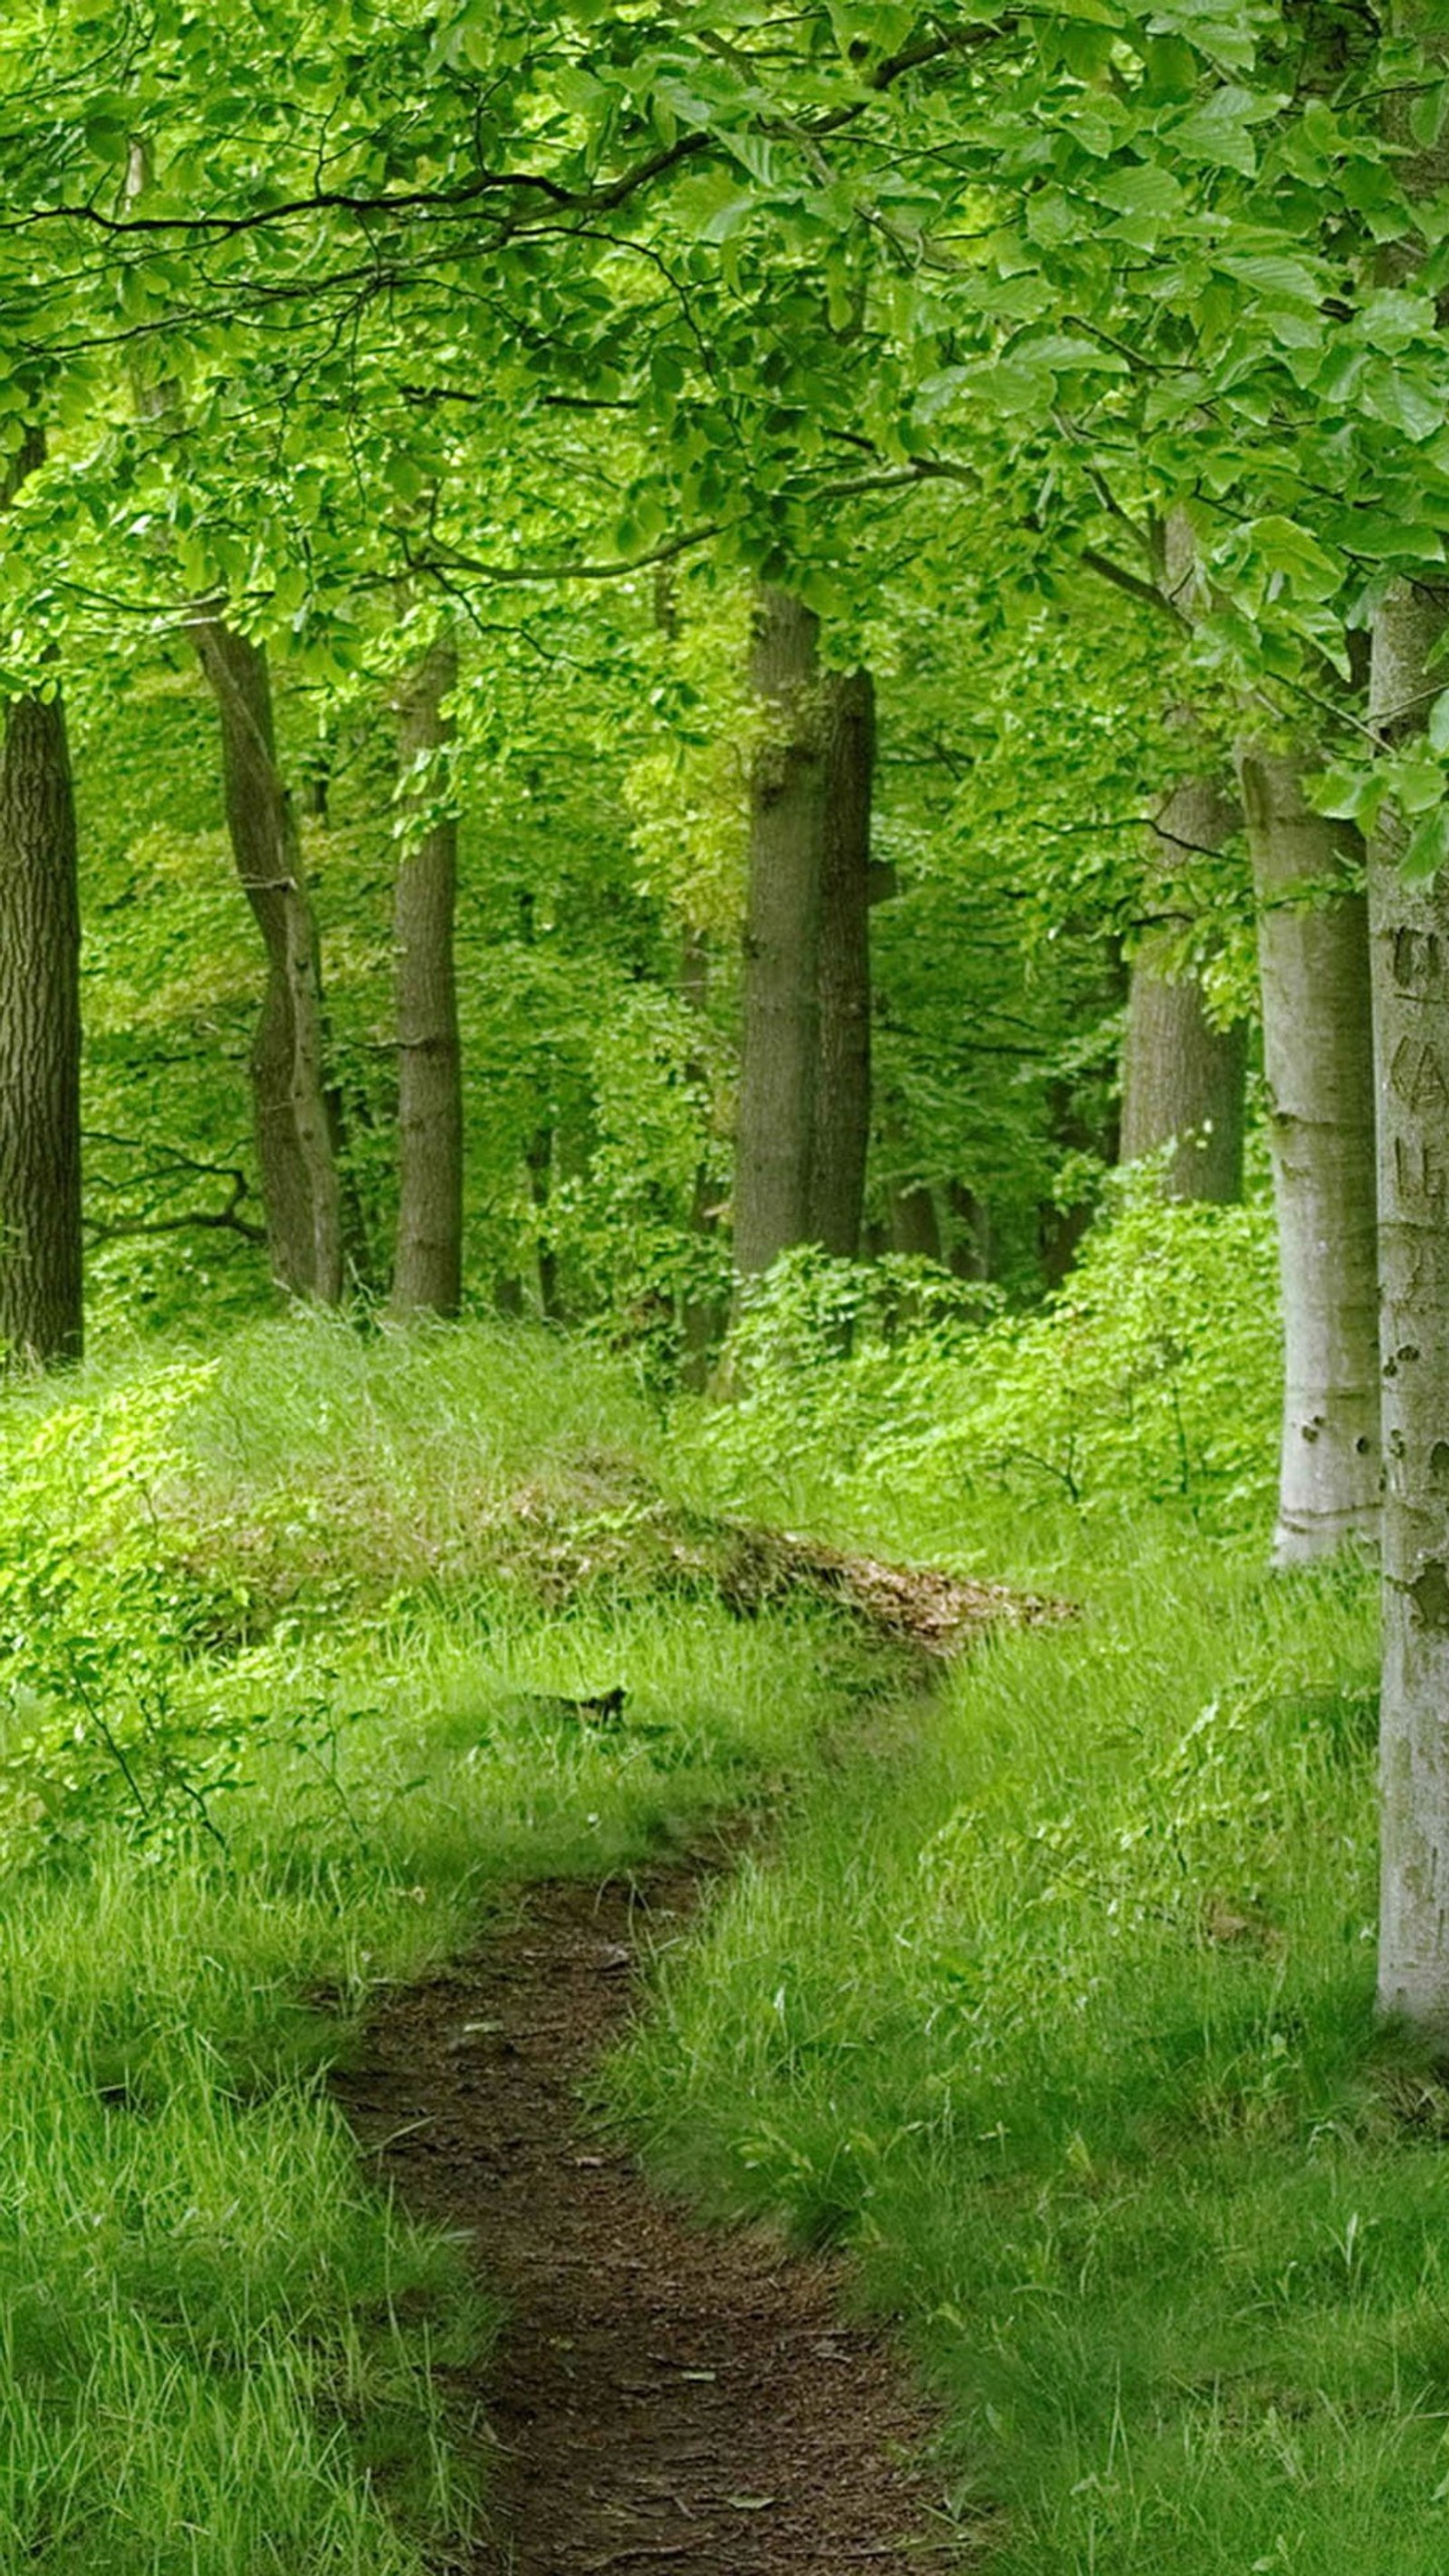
top-left (1238, 742), bottom-right (1379, 1565)
top-left (192, 620), bottom-right (342, 1303)
top-left (391, 634), bottom-right (464, 1319)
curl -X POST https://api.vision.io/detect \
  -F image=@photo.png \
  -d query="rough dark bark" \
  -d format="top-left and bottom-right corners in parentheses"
top-left (391, 636), bottom-right (464, 1319)
top-left (809, 669), bottom-right (875, 1258)
top-left (734, 589), bottom-right (827, 1276)
top-left (1368, 578), bottom-right (1449, 2034)
top-left (0, 677), bottom-right (82, 1367)
top-left (1119, 768), bottom-right (1248, 1203)
top-left (1238, 742), bottom-right (1380, 1565)
top-left (193, 620), bottom-right (342, 1302)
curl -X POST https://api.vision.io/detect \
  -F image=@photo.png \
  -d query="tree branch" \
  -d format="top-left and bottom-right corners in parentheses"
top-left (1080, 546), bottom-right (1188, 625)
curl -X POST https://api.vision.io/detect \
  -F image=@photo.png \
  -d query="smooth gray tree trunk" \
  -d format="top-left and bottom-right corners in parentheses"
top-left (193, 620), bottom-right (343, 1303)
top-left (1369, 578), bottom-right (1449, 2036)
top-left (1238, 742), bottom-right (1380, 1564)
top-left (809, 668), bottom-right (875, 1258)
top-left (391, 635), bottom-right (464, 1319)
top-left (1120, 768), bottom-right (1248, 1202)
top-left (0, 654), bottom-right (82, 1366)
top-left (734, 588), bottom-right (826, 1276)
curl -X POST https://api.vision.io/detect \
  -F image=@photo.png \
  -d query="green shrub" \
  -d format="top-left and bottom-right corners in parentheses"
top-left (693, 1177), bottom-right (1281, 1543)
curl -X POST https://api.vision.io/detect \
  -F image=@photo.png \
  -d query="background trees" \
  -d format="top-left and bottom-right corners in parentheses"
top-left (13, 0), bottom-right (1449, 2029)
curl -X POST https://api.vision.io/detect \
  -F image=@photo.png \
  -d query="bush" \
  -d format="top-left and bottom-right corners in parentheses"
top-left (693, 1177), bottom-right (1281, 1543)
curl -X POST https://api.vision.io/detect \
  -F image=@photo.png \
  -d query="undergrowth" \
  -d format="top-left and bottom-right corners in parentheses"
top-left (0, 1187), bottom-right (1406, 2572)
top-left (0, 1313), bottom-right (865, 2571)
top-left (614, 1394), bottom-right (1428, 2571)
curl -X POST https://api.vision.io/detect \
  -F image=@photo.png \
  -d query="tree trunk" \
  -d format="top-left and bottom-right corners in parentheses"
top-left (193, 620), bottom-right (342, 1302)
top-left (734, 588), bottom-right (826, 1276)
top-left (678, 929), bottom-right (724, 1385)
top-left (1237, 742), bottom-right (1380, 1564)
top-left (1119, 769), bottom-right (1248, 1202)
top-left (1368, 578), bottom-right (1449, 2035)
top-left (391, 635), bottom-right (463, 1319)
top-left (808, 668), bottom-right (875, 1257)
top-left (947, 1182), bottom-right (990, 1281)
top-left (525, 1126), bottom-right (561, 1320)
top-left (888, 1183), bottom-right (943, 1260)
top-left (0, 681), bottom-right (82, 1367)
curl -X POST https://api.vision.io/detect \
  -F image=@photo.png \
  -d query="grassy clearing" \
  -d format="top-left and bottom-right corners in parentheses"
top-left (0, 1314), bottom-right (874, 2572)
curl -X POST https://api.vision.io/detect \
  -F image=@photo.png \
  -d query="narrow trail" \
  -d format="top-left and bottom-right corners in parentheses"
top-left (333, 1859), bottom-right (956, 2575)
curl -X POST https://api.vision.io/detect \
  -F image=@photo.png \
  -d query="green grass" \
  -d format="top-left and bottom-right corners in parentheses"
top-left (0, 1296), bottom-right (1424, 2572)
top-left (0, 1314), bottom-right (878, 2571)
top-left (604, 1519), bottom-right (1449, 2574)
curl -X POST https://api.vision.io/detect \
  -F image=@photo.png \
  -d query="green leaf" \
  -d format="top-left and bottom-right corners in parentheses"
top-left (1312, 764), bottom-right (1384, 828)
top-left (1059, 24), bottom-right (1115, 78)
top-left (1404, 804), bottom-right (1449, 883)
top-left (1095, 162), bottom-right (1184, 218)
top-left (1362, 364), bottom-right (1446, 444)
top-left (1393, 756), bottom-right (1447, 816)
top-left (1247, 514), bottom-right (1342, 602)
top-left (1410, 80), bottom-right (1449, 150)
top-left (1170, 87), bottom-right (1262, 176)
top-left (1218, 253), bottom-right (1321, 306)
top-left (84, 114), bottom-right (131, 162)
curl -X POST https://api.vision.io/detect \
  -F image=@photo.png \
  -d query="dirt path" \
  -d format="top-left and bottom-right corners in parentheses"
top-left (333, 1858), bottom-right (955, 2574)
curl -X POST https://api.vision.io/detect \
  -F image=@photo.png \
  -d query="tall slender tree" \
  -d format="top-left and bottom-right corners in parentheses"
top-left (193, 620), bottom-right (342, 1303)
top-left (809, 668), bottom-right (875, 1258)
top-left (1368, 580), bottom-right (1449, 2035)
top-left (0, 431), bottom-right (82, 1366)
top-left (1238, 742), bottom-right (1379, 1565)
top-left (391, 631), bottom-right (464, 1318)
top-left (734, 587), bottom-right (826, 1276)
top-left (1119, 762), bottom-right (1248, 1204)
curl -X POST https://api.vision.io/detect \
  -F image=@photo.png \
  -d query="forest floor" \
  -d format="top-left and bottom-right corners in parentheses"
top-left (335, 1858), bottom-right (955, 2576)
top-left (0, 1315), bottom-right (1422, 2576)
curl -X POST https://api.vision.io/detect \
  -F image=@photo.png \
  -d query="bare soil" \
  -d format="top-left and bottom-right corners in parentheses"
top-left (333, 1858), bottom-right (957, 2575)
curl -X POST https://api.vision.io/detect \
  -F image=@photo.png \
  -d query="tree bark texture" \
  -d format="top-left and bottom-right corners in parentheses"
top-left (1119, 768), bottom-right (1247, 1202)
top-left (1369, 579), bottom-right (1449, 2035)
top-left (1237, 743), bottom-right (1380, 1565)
top-left (0, 684), bottom-right (82, 1365)
top-left (391, 636), bottom-right (464, 1319)
top-left (734, 589), bottom-right (827, 1276)
top-left (808, 669), bottom-right (874, 1258)
top-left (194, 620), bottom-right (342, 1303)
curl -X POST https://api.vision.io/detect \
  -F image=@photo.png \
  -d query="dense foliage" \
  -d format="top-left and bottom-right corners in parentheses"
top-left (6, 2), bottom-right (1449, 2569)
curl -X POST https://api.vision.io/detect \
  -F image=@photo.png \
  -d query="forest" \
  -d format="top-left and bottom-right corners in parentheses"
top-left (2, 0), bottom-right (1449, 2568)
